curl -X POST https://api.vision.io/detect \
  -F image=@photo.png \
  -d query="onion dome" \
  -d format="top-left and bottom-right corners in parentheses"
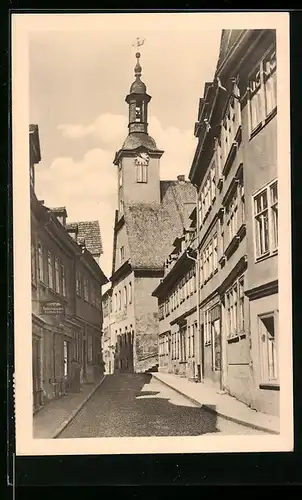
top-left (129, 52), bottom-right (147, 94)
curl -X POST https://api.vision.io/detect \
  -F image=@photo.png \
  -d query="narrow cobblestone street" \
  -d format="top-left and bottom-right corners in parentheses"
top-left (58, 374), bottom-right (264, 438)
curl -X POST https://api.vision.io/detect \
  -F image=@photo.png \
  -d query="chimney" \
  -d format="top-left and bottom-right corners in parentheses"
top-left (177, 174), bottom-right (186, 183)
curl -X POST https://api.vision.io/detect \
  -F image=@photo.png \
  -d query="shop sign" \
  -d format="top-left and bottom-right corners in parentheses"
top-left (41, 301), bottom-right (65, 316)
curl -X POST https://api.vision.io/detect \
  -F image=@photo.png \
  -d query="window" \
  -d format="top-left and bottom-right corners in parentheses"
top-left (128, 282), bottom-right (132, 304)
top-left (124, 286), bottom-right (127, 308)
top-left (76, 272), bottom-right (82, 297)
top-left (198, 157), bottom-right (217, 223)
top-left (259, 313), bottom-right (278, 384)
top-left (91, 285), bottom-right (96, 306)
top-left (47, 251), bottom-right (54, 289)
top-left (83, 277), bottom-right (89, 301)
top-left (61, 264), bottom-right (66, 297)
top-left (135, 105), bottom-right (142, 122)
top-left (114, 293), bottom-right (118, 312)
top-left (63, 340), bottom-right (69, 378)
top-left (220, 85), bottom-right (241, 169)
top-left (118, 290), bottom-right (121, 310)
top-left (120, 246), bottom-right (125, 262)
top-left (38, 243), bottom-right (44, 282)
top-left (159, 303), bottom-right (164, 320)
top-left (238, 277), bottom-right (244, 333)
top-left (31, 243), bottom-right (37, 285)
top-left (225, 276), bottom-right (245, 338)
top-left (249, 47), bottom-right (277, 133)
top-left (204, 309), bottom-right (211, 345)
top-left (87, 334), bottom-right (93, 364)
top-left (187, 326), bottom-right (191, 358)
top-left (55, 258), bottom-right (60, 293)
top-left (253, 180), bottom-right (278, 259)
top-left (213, 234), bottom-right (218, 271)
top-left (199, 252), bottom-right (204, 287)
top-left (192, 322), bottom-right (196, 356)
top-left (210, 160), bottom-right (216, 201)
top-left (136, 163), bottom-right (148, 183)
top-left (226, 190), bottom-right (239, 246)
top-left (270, 181), bottom-right (278, 250)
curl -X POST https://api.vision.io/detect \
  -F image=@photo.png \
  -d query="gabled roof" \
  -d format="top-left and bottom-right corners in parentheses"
top-left (66, 220), bottom-right (103, 256)
top-left (118, 180), bottom-right (196, 271)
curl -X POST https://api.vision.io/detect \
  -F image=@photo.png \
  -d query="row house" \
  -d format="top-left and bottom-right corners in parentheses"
top-left (30, 125), bottom-right (108, 413)
top-left (188, 29), bottom-right (278, 416)
top-left (152, 210), bottom-right (198, 379)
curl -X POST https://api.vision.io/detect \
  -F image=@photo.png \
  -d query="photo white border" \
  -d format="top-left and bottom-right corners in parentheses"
top-left (12, 11), bottom-right (293, 456)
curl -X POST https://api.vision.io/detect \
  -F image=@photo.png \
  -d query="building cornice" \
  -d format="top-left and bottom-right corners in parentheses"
top-left (113, 147), bottom-right (164, 165)
top-left (169, 305), bottom-right (197, 326)
top-left (152, 251), bottom-right (196, 298)
top-left (133, 267), bottom-right (164, 278)
top-left (110, 260), bottom-right (132, 284)
top-left (245, 280), bottom-right (278, 301)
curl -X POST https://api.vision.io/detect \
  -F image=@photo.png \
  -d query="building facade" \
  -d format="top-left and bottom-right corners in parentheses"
top-left (30, 125), bottom-right (108, 413)
top-left (110, 52), bottom-right (196, 373)
top-left (101, 287), bottom-right (117, 374)
top-left (188, 29), bottom-right (278, 415)
top-left (152, 210), bottom-right (199, 379)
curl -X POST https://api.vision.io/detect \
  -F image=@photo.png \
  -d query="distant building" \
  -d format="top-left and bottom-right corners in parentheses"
top-left (110, 52), bottom-right (196, 373)
top-left (101, 287), bottom-right (116, 374)
top-left (30, 125), bottom-right (108, 413)
top-left (188, 29), bottom-right (278, 415)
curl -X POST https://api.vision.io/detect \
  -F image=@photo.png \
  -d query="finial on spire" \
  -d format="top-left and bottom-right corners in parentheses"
top-left (132, 37), bottom-right (145, 79)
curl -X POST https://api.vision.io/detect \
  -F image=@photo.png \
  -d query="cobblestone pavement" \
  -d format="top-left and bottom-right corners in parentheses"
top-left (58, 373), bottom-right (265, 438)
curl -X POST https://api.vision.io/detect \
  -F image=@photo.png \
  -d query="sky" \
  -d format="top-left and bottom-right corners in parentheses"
top-left (29, 14), bottom-right (222, 280)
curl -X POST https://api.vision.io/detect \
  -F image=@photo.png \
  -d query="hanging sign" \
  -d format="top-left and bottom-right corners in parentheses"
top-left (41, 301), bottom-right (65, 316)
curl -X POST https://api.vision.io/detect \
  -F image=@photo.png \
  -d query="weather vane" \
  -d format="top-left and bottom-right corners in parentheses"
top-left (132, 37), bottom-right (146, 52)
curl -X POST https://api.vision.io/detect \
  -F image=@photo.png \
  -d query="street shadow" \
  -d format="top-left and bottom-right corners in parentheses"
top-left (58, 373), bottom-right (220, 438)
top-left (136, 391), bottom-right (160, 397)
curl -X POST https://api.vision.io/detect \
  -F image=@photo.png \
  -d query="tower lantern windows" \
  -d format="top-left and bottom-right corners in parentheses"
top-left (135, 104), bottom-right (142, 122)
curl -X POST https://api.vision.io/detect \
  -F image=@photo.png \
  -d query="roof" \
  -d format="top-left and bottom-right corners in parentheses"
top-left (130, 78), bottom-right (147, 94)
top-left (121, 181), bottom-right (196, 270)
top-left (67, 220), bottom-right (103, 256)
top-left (122, 132), bottom-right (158, 151)
top-left (216, 30), bottom-right (245, 73)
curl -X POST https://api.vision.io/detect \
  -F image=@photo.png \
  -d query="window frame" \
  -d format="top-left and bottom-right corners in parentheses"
top-left (55, 257), bottom-right (60, 294)
top-left (258, 311), bottom-right (279, 386)
top-left (253, 179), bottom-right (278, 261)
top-left (248, 45), bottom-right (277, 136)
top-left (47, 250), bottom-right (54, 289)
top-left (225, 274), bottom-right (245, 340)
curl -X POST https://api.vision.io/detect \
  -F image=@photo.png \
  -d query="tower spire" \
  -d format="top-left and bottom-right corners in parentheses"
top-left (126, 39), bottom-right (151, 135)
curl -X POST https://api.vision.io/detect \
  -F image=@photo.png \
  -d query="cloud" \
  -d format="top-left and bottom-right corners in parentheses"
top-left (37, 114), bottom-right (197, 278)
top-left (57, 113), bottom-right (197, 179)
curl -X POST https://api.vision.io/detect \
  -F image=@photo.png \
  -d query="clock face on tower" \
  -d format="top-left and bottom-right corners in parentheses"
top-left (135, 151), bottom-right (150, 166)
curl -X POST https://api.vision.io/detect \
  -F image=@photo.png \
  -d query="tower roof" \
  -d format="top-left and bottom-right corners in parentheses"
top-left (129, 52), bottom-right (147, 95)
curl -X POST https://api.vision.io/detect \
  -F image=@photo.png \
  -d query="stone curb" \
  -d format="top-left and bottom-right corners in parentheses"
top-left (52, 376), bottom-right (106, 439)
top-left (152, 373), bottom-right (279, 435)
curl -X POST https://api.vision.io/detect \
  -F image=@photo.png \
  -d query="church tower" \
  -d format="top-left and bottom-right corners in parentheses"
top-left (113, 51), bottom-right (164, 219)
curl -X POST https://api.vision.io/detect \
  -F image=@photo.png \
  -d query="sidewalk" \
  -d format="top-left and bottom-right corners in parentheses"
top-left (33, 377), bottom-right (105, 439)
top-left (152, 372), bottom-right (280, 434)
